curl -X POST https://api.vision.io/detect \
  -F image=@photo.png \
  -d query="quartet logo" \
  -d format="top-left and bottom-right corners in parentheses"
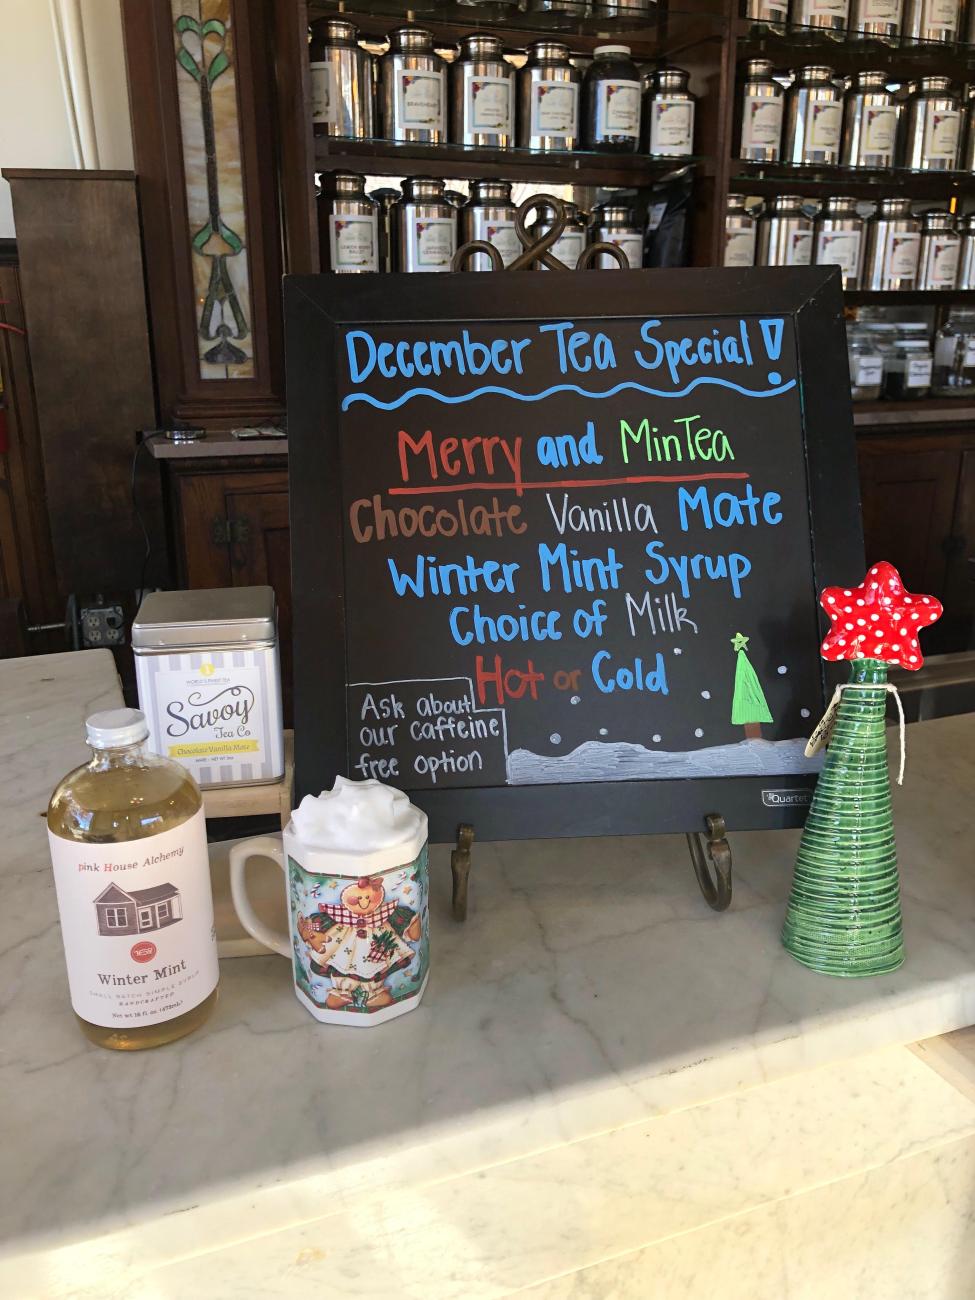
top-left (761, 789), bottom-right (812, 808)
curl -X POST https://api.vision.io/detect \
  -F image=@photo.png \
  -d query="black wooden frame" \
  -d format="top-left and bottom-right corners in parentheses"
top-left (286, 266), bottom-right (864, 842)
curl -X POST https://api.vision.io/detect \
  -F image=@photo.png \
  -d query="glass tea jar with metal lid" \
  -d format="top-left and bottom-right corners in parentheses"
top-left (848, 0), bottom-right (904, 38)
top-left (738, 59), bottom-right (784, 161)
top-left (309, 19), bottom-right (375, 140)
top-left (841, 71), bottom-right (898, 168)
top-left (957, 213), bottom-right (975, 290)
top-left (902, 0), bottom-right (961, 42)
top-left (450, 35), bottom-right (515, 149)
top-left (517, 42), bottom-right (581, 151)
top-left (861, 198), bottom-right (921, 290)
top-left (882, 337), bottom-right (933, 399)
top-left (724, 194), bottom-right (757, 268)
top-left (757, 195), bottom-right (815, 266)
top-left (380, 27), bottom-right (448, 144)
top-left (528, 199), bottom-right (588, 269)
top-left (901, 77), bottom-right (960, 169)
top-left (847, 326), bottom-right (885, 401)
top-left (318, 172), bottom-right (380, 274)
top-left (394, 177), bottom-right (456, 273)
top-left (583, 46), bottom-right (642, 152)
top-left (783, 66), bottom-right (845, 165)
top-left (460, 180), bottom-right (520, 271)
top-left (932, 310), bottom-right (975, 396)
top-left (813, 196), bottom-right (864, 289)
top-left (591, 203), bottom-right (643, 268)
top-left (917, 210), bottom-right (960, 289)
top-left (644, 67), bottom-right (695, 157)
top-left (791, 0), bottom-right (850, 34)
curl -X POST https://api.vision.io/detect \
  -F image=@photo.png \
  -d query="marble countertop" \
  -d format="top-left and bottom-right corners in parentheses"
top-left (2, 650), bottom-right (975, 1276)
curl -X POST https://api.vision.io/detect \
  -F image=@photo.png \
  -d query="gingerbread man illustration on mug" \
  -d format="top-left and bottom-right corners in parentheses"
top-left (297, 875), bottom-right (422, 1011)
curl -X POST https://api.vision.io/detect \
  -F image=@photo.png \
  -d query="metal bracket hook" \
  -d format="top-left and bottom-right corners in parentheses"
top-left (685, 813), bottom-right (733, 912)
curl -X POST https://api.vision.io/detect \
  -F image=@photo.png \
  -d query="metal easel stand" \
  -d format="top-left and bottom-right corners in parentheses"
top-left (685, 814), bottom-right (733, 911)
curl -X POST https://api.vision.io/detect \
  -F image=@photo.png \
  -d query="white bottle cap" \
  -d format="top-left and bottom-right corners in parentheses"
top-left (85, 708), bottom-right (150, 749)
top-left (594, 45), bottom-right (632, 56)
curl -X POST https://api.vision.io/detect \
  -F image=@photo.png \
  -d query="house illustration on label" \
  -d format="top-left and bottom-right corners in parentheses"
top-left (93, 882), bottom-right (182, 936)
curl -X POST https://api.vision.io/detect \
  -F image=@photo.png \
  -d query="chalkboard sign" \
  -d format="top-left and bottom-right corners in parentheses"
top-left (286, 267), bottom-right (863, 842)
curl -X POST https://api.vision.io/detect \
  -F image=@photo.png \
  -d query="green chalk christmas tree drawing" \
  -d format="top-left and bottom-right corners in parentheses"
top-left (730, 632), bottom-right (773, 740)
top-left (781, 562), bottom-right (943, 978)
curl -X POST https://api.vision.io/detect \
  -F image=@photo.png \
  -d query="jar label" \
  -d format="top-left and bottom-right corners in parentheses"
top-left (811, 0), bottom-right (847, 13)
top-left (863, 106), bottom-right (897, 154)
top-left (48, 808), bottom-right (219, 1029)
top-left (817, 229), bottom-right (861, 279)
top-left (600, 232), bottom-right (643, 269)
top-left (649, 98), bottom-right (694, 154)
top-left (531, 81), bottom-right (579, 138)
top-left (596, 79), bottom-right (641, 139)
top-left (483, 219), bottom-right (521, 266)
top-left (724, 227), bottom-right (756, 268)
top-left (467, 74), bottom-right (513, 133)
top-left (759, 0), bottom-right (789, 16)
top-left (330, 213), bottom-right (378, 273)
top-left (965, 340), bottom-right (975, 367)
top-left (310, 61), bottom-right (338, 126)
top-left (935, 334), bottom-right (957, 364)
top-left (786, 227), bottom-right (814, 266)
top-left (410, 216), bottom-right (456, 270)
top-left (397, 69), bottom-right (444, 130)
top-left (907, 355), bottom-right (933, 387)
top-left (545, 229), bottom-right (587, 269)
top-left (923, 108), bottom-right (960, 161)
top-left (808, 100), bottom-right (842, 150)
top-left (927, 238), bottom-right (960, 288)
top-left (923, 0), bottom-right (958, 29)
top-left (853, 354), bottom-right (883, 386)
top-left (741, 95), bottom-right (783, 149)
top-left (883, 231), bottom-right (921, 280)
top-left (861, 0), bottom-right (900, 16)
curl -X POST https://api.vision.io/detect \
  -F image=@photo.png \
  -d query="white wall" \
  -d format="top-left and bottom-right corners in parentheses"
top-left (0, 0), bottom-right (134, 238)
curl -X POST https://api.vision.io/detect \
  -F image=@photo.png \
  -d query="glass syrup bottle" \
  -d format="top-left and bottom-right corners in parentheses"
top-left (47, 708), bottom-right (219, 1050)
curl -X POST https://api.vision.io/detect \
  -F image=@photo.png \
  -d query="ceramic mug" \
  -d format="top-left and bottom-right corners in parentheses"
top-left (229, 799), bottom-right (429, 1026)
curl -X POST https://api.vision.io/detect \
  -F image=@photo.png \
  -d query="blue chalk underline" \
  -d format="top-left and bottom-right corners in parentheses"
top-left (340, 375), bottom-right (797, 412)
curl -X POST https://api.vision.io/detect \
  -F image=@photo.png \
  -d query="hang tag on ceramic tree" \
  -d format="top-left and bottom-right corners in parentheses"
top-left (804, 687), bottom-right (842, 758)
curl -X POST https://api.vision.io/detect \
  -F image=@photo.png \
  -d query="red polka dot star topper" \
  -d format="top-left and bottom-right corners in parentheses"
top-left (820, 562), bottom-right (943, 671)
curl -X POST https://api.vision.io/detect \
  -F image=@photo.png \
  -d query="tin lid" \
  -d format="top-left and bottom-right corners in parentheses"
top-left (528, 40), bottom-right (570, 62)
top-left (875, 198), bottom-right (913, 217)
top-left (459, 33), bottom-right (505, 59)
top-left (311, 18), bottom-right (359, 44)
top-left (917, 76), bottom-right (953, 94)
top-left (324, 171), bottom-right (369, 198)
top-left (821, 195), bottom-right (859, 214)
top-left (795, 65), bottom-right (836, 83)
top-left (854, 70), bottom-right (888, 89)
top-left (654, 67), bottom-right (690, 91)
top-left (403, 176), bottom-right (447, 201)
top-left (922, 210), bottom-right (954, 231)
top-left (768, 194), bottom-right (805, 213)
top-left (742, 58), bottom-right (775, 78)
top-left (388, 26), bottom-right (434, 52)
top-left (470, 179), bottom-right (513, 204)
top-left (132, 586), bottom-right (277, 650)
top-left (594, 45), bottom-right (632, 57)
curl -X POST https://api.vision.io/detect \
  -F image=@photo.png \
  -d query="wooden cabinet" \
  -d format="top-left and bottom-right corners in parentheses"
top-left (858, 433), bottom-right (975, 653)
top-left (166, 458), bottom-right (293, 721)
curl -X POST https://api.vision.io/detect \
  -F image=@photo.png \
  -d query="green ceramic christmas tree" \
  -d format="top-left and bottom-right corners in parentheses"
top-left (781, 562), bottom-right (942, 978)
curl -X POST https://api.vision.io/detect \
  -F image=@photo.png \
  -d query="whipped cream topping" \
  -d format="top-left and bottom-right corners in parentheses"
top-left (291, 776), bottom-right (424, 854)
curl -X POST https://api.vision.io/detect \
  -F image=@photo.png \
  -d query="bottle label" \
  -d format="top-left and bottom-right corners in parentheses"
top-left (541, 229), bottom-right (586, 269)
top-left (817, 229), bottom-right (861, 278)
top-left (923, 0), bottom-right (958, 30)
top-left (923, 108), bottom-right (960, 161)
top-left (863, 106), bottom-right (897, 154)
top-left (928, 238), bottom-right (960, 288)
top-left (602, 232), bottom-right (643, 268)
top-left (907, 355), bottom-right (933, 387)
top-left (741, 95), bottom-right (783, 149)
top-left (724, 227), bottom-right (756, 268)
top-left (786, 227), bottom-right (814, 266)
top-left (467, 74), bottom-right (513, 133)
top-left (649, 97), bottom-right (694, 154)
top-left (883, 231), bottom-right (920, 281)
top-left (49, 808), bottom-right (218, 1029)
top-left (410, 216), bottom-right (455, 270)
top-left (862, 0), bottom-right (900, 17)
top-left (531, 81), bottom-right (579, 138)
top-left (310, 62), bottom-right (338, 126)
top-left (483, 219), bottom-right (521, 266)
top-left (397, 69), bottom-right (444, 130)
top-left (853, 354), bottom-right (883, 386)
top-left (808, 100), bottom-right (842, 150)
top-left (330, 213), bottom-right (378, 272)
top-left (595, 79), bottom-right (641, 140)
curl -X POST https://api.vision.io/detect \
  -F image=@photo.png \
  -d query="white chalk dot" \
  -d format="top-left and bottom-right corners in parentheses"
top-left (673, 647), bottom-right (682, 655)
top-left (777, 665), bottom-right (787, 675)
top-left (800, 708), bottom-right (811, 718)
top-left (694, 728), bottom-right (704, 738)
top-left (701, 690), bottom-right (711, 699)
top-left (550, 734), bottom-right (561, 744)
top-left (570, 695), bottom-right (581, 704)
top-left (598, 727), bottom-right (608, 737)
top-left (652, 733), bottom-right (662, 743)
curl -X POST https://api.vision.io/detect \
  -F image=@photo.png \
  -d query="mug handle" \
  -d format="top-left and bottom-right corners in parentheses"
top-left (229, 836), bottom-right (291, 957)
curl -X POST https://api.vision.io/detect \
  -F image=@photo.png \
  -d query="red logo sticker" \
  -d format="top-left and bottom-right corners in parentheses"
top-left (131, 940), bottom-right (157, 964)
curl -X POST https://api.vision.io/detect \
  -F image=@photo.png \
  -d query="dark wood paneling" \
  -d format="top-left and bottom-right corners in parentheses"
top-left (2, 172), bottom-right (165, 596)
